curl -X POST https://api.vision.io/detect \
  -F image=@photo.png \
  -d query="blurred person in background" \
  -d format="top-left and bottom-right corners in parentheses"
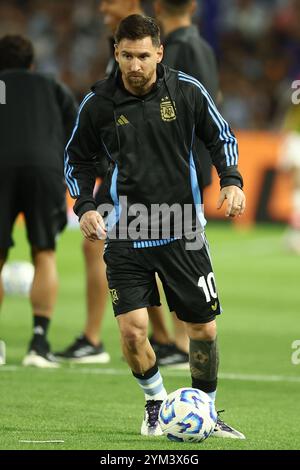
top-left (153, 0), bottom-right (220, 364)
top-left (220, 0), bottom-right (272, 41)
top-left (100, 0), bottom-right (144, 78)
top-left (279, 101), bottom-right (300, 253)
top-left (0, 34), bottom-right (77, 367)
top-left (155, 0), bottom-right (219, 99)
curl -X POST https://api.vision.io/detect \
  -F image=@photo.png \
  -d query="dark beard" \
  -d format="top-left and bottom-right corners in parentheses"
top-left (127, 74), bottom-right (151, 94)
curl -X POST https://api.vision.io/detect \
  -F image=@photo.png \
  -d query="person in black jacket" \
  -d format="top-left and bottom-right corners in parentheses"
top-left (66, 15), bottom-right (246, 438)
top-left (155, 0), bottom-right (219, 100)
top-left (0, 35), bottom-right (77, 368)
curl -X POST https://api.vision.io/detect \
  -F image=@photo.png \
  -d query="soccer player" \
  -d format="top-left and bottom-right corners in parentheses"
top-left (0, 35), bottom-right (77, 367)
top-left (151, 0), bottom-right (221, 363)
top-left (65, 15), bottom-right (246, 438)
top-left (279, 104), bottom-right (300, 254)
top-left (56, 0), bottom-right (173, 363)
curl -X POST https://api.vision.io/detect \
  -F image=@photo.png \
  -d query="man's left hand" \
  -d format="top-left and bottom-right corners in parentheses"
top-left (217, 185), bottom-right (246, 217)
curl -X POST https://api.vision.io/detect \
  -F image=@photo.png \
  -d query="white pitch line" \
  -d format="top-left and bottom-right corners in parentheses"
top-left (0, 365), bottom-right (19, 372)
top-left (67, 368), bottom-right (300, 383)
top-left (219, 372), bottom-right (300, 383)
top-left (19, 440), bottom-right (64, 444)
top-left (1, 365), bottom-right (300, 383)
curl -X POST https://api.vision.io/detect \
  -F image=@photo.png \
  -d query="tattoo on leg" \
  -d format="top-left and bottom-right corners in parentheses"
top-left (189, 338), bottom-right (219, 381)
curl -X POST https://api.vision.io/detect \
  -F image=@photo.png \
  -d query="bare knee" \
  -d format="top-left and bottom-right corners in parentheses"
top-left (118, 316), bottom-right (148, 352)
top-left (186, 320), bottom-right (217, 342)
top-left (121, 326), bottom-right (148, 352)
top-left (31, 247), bottom-right (55, 264)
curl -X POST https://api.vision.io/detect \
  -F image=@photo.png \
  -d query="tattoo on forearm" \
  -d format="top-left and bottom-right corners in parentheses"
top-left (189, 338), bottom-right (219, 380)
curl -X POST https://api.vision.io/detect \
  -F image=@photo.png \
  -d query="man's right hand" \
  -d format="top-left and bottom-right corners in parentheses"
top-left (80, 211), bottom-right (107, 242)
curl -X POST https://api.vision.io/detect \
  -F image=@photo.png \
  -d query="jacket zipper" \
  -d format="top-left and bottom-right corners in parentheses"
top-left (141, 99), bottom-right (146, 122)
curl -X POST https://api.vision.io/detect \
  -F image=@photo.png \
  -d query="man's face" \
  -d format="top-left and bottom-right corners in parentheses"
top-left (100, 0), bottom-right (135, 33)
top-left (115, 37), bottom-right (163, 93)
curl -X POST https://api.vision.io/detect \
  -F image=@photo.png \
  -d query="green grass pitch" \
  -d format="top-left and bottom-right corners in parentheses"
top-left (0, 223), bottom-right (300, 450)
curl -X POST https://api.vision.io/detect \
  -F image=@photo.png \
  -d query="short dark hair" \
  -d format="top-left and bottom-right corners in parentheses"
top-left (115, 14), bottom-right (161, 48)
top-left (160, 0), bottom-right (193, 15)
top-left (0, 35), bottom-right (34, 72)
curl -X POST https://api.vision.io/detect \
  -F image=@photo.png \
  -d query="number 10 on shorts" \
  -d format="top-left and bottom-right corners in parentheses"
top-left (198, 273), bottom-right (217, 303)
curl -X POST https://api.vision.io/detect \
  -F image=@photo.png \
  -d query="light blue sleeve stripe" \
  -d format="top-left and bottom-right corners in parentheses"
top-left (178, 72), bottom-right (238, 166)
top-left (64, 92), bottom-right (94, 195)
top-left (179, 71), bottom-right (238, 164)
top-left (65, 154), bottom-right (79, 196)
top-left (65, 92), bottom-right (95, 195)
top-left (64, 92), bottom-right (94, 196)
top-left (181, 72), bottom-right (239, 165)
top-left (179, 75), bottom-right (232, 166)
top-left (64, 154), bottom-right (76, 196)
top-left (64, 92), bottom-right (95, 197)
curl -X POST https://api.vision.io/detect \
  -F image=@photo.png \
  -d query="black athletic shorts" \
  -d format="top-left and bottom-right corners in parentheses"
top-left (103, 235), bottom-right (221, 324)
top-left (0, 166), bottom-right (67, 250)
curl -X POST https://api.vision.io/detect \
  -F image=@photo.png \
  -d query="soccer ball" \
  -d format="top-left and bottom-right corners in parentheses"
top-left (2, 261), bottom-right (34, 296)
top-left (159, 388), bottom-right (217, 442)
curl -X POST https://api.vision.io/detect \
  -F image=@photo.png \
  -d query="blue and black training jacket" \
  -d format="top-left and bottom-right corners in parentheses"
top-left (65, 64), bottom-right (243, 241)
